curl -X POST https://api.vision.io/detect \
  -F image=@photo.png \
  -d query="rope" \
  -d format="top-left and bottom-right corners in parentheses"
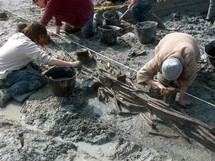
top-left (3, 7), bottom-right (215, 109)
top-left (54, 34), bottom-right (215, 108)
top-left (53, 34), bottom-right (138, 72)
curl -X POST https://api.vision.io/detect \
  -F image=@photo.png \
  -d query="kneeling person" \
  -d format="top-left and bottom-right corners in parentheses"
top-left (0, 22), bottom-right (81, 108)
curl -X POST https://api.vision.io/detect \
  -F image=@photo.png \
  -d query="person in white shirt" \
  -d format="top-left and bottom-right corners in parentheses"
top-left (0, 21), bottom-right (81, 108)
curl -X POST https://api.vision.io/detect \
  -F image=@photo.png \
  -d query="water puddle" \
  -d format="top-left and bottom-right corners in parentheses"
top-left (0, 100), bottom-right (22, 121)
top-left (93, 107), bottom-right (103, 116)
top-left (88, 98), bottom-right (104, 116)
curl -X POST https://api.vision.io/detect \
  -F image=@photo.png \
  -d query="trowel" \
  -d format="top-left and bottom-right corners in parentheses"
top-left (119, 9), bottom-right (129, 20)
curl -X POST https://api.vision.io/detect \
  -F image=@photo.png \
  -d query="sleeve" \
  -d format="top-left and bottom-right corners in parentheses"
top-left (178, 51), bottom-right (198, 87)
top-left (24, 41), bottom-right (53, 65)
top-left (137, 57), bottom-right (160, 84)
top-left (40, 0), bottom-right (62, 26)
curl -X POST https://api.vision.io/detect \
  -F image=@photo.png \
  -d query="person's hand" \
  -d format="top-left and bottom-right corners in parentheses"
top-left (177, 86), bottom-right (191, 107)
top-left (178, 99), bottom-right (192, 107)
top-left (69, 61), bottom-right (82, 71)
top-left (163, 87), bottom-right (176, 95)
top-left (154, 81), bottom-right (166, 94)
top-left (146, 80), bottom-right (166, 94)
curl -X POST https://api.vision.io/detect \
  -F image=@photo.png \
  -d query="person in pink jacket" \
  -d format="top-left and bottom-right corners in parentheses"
top-left (33, 0), bottom-right (94, 38)
top-left (137, 32), bottom-right (200, 107)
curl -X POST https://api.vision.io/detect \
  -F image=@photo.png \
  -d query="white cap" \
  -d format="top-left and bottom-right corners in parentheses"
top-left (161, 57), bottom-right (183, 81)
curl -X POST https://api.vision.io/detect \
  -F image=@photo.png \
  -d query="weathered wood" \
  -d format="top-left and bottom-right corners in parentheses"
top-left (147, 100), bottom-right (215, 132)
top-left (171, 123), bottom-right (191, 143)
top-left (111, 88), bottom-right (122, 114)
top-left (149, 131), bottom-right (179, 138)
top-left (95, 65), bottom-right (215, 150)
top-left (140, 112), bottom-right (157, 129)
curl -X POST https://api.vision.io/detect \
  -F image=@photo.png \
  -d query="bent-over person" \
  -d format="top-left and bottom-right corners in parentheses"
top-left (137, 32), bottom-right (200, 107)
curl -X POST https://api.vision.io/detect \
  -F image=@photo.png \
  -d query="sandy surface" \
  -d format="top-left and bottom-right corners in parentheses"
top-left (0, 0), bottom-right (215, 161)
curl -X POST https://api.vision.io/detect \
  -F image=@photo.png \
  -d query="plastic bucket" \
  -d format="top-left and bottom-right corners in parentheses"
top-left (205, 41), bottom-right (215, 67)
top-left (98, 25), bottom-right (120, 46)
top-left (44, 67), bottom-right (77, 97)
top-left (134, 21), bottom-right (158, 44)
top-left (206, 53), bottom-right (215, 66)
top-left (102, 10), bottom-right (122, 26)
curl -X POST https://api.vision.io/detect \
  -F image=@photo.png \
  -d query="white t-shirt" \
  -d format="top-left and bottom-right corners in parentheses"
top-left (0, 33), bottom-right (52, 79)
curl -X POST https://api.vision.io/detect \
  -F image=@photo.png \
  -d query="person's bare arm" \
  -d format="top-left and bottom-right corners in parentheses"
top-left (50, 58), bottom-right (76, 66)
top-left (128, 0), bottom-right (136, 10)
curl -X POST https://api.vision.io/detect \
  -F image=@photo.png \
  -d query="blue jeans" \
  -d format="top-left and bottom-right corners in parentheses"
top-left (131, 0), bottom-right (153, 22)
top-left (81, 12), bottom-right (94, 38)
top-left (1, 67), bottom-right (46, 103)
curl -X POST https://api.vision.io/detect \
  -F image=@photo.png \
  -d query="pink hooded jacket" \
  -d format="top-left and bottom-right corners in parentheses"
top-left (137, 32), bottom-right (200, 87)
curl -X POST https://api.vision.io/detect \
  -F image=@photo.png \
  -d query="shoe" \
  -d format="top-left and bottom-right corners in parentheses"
top-left (0, 89), bottom-right (11, 108)
top-left (64, 24), bottom-right (81, 34)
top-left (70, 61), bottom-right (82, 70)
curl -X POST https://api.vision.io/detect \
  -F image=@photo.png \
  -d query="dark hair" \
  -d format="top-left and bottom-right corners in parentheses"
top-left (22, 21), bottom-right (47, 45)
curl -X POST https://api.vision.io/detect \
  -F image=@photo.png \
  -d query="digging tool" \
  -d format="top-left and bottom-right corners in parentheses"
top-left (119, 9), bottom-right (129, 20)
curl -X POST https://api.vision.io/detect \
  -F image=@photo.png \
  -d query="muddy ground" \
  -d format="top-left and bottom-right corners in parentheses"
top-left (0, 0), bottom-right (215, 161)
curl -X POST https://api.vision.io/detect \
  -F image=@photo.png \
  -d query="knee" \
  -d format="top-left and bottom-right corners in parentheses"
top-left (28, 78), bottom-right (46, 91)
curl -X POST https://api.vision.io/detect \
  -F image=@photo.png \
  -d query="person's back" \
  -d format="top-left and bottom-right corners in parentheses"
top-left (40, 0), bottom-right (93, 28)
top-left (34, 0), bottom-right (94, 38)
top-left (0, 33), bottom-right (39, 79)
top-left (154, 33), bottom-right (200, 60)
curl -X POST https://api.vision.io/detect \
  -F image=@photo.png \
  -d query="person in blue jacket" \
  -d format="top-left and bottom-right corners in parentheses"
top-left (206, 0), bottom-right (215, 24)
top-left (127, 0), bottom-right (164, 28)
top-left (128, 0), bottom-right (156, 22)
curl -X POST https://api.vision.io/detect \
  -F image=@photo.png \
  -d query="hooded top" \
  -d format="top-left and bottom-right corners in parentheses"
top-left (137, 32), bottom-right (200, 87)
top-left (40, 0), bottom-right (93, 28)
